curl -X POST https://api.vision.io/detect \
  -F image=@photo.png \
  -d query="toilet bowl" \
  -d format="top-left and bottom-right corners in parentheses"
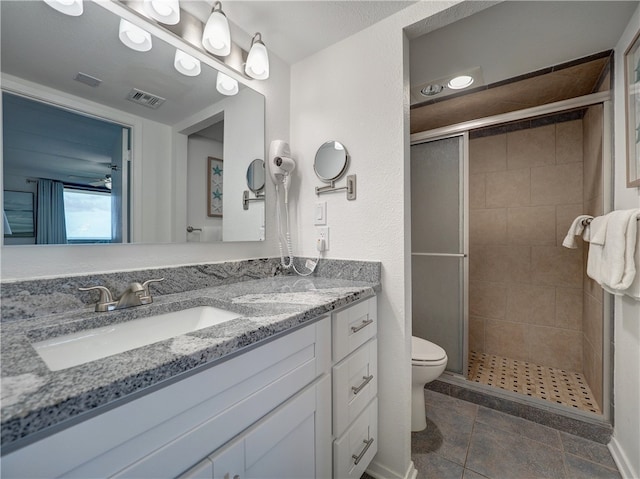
top-left (411, 336), bottom-right (447, 432)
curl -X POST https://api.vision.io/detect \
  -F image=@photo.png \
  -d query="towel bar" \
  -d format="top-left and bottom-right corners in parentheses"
top-left (581, 217), bottom-right (640, 226)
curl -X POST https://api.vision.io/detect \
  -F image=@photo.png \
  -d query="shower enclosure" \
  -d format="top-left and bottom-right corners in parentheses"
top-left (410, 95), bottom-right (612, 420)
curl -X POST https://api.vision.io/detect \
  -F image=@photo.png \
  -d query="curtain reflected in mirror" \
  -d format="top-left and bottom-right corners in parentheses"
top-left (36, 180), bottom-right (66, 244)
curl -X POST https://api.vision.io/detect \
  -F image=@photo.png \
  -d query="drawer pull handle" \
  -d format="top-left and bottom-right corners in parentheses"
top-left (351, 318), bottom-right (373, 333)
top-left (351, 375), bottom-right (374, 395)
top-left (352, 438), bottom-right (374, 465)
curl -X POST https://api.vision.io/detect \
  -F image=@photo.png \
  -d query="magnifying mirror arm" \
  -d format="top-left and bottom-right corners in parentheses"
top-left (242, 190), bottom-right (265, 210)
top-left (315, 174), bottom-right (357, 200)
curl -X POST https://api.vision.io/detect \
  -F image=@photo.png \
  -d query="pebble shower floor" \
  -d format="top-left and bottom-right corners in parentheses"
top-left (467, 351), bottom-right (601, 414)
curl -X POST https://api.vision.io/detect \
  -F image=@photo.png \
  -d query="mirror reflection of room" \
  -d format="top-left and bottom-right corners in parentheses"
top-left (3, 92), bottom-right (130, 245)
top-left (0, 0), bottom-right (265, 246)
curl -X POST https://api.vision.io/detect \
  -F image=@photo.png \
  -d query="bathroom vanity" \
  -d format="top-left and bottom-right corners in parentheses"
top-left (0, 262), bottom-right (380, 479)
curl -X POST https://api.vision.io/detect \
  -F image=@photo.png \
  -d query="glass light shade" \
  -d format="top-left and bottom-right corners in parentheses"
top-left (44, 0), bottom-right (83, 16)
top-left (447, 75), bottom-right (474, 90)
top-left (202, 8), bottom-right (231, 56)
top-left (245, 36), bottom-right (269, 80)
top-left (174, 50), bottom-right (201, 77)
top-left (216, 72), bottom-right (238, 96)
top-left (119, 19), bottom-right (152, 52)
top-left (143, 0), bottom-right (180, 25)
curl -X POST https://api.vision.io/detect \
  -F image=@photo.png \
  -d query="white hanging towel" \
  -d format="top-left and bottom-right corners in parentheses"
top-left (562, 215), bottom-right (594, 248)
top-left (586, 209), bottom-right (640, 297)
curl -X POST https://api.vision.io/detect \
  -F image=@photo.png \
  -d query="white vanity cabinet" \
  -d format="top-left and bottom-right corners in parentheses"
top-left (330, 297), bottom-right (378, 479)
top-left (2, 317), bottom-right (331, 479)
top-left (179, 375), bottom-right (331, 479)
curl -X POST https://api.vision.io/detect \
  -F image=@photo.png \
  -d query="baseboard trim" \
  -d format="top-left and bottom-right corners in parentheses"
top-left (608, 436), bottom-right (639, 479)
top-left (366, 459), bottom-right (417, 479)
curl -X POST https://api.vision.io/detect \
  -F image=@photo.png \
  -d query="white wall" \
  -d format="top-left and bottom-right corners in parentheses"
top-left (0, 47), bottom-right (290, 280)
top-left (610, 4), bottom-right (640, 478)
top-left (289, 2), bottom-right (491, 477)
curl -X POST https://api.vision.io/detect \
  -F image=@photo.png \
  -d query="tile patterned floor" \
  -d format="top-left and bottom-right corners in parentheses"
top-left (467, 351), bottom-right (601, 414)
top-left (361, 390), bottom-right (620, 479)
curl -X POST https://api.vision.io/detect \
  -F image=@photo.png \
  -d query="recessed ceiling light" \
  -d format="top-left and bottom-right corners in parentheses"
top-left (420, 84), bottom-right (445, 96)
top-left (447, 75), bottom-right (474, 90)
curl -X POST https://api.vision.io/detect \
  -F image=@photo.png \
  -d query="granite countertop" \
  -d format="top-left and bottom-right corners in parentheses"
top-left (1, 275), bottom-right (379, 451)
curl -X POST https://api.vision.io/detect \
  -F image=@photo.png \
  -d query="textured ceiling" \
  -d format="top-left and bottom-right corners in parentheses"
top-left (181, 1), bottom-right (417, 64)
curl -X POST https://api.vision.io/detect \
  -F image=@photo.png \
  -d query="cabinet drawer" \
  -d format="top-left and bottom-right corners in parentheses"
top-left (333, 338), bottom-right (377, 437)
top-left (332, 297), bottom-right (377, 363)
top-left (333, 398), bottom-right (378, 479)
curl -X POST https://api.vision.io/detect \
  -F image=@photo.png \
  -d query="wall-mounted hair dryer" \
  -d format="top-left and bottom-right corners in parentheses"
top-left (268, 140), bottom-right (321, 276)
top-left (268, 140), bottom-right (296, 203)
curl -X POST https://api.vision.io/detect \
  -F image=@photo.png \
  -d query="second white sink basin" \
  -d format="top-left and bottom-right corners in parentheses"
top-left (32, 306), bottom-right (241, 371)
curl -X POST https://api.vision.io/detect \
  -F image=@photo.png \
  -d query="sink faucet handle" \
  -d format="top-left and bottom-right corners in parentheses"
top-left (140, 278), bottom-right (165, 304)
top-left (79, 286), bottom-right (117, 312)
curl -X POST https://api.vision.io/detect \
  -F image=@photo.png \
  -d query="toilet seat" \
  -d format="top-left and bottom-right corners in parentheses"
top-left (411, 336), bottom-right (447, 364)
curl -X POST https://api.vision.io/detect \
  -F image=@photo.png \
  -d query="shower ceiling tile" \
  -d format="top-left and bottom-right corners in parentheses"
top-left (410, 56), bottom-right (609, 134)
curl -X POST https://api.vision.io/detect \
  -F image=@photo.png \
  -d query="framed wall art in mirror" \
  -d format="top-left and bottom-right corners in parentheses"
top-left (625, 29), bottom-right (640, 187)
top-left (208, 157), bottom-right (224, 217)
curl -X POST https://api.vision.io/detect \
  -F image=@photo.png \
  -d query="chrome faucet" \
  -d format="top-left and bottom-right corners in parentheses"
top-left (80, 278), bottom-right (165, 312)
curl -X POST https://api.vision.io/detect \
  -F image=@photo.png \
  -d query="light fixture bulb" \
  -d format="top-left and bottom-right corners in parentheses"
top-left (44, 0), bottom-right (83, 16)
top-left (245, 33), bottom-right (269, 80)
top-left (447, 75), bottom-right (474, 90)
top-left (119, 19), bottom-right (152, 52)
top-left (143, 0), bottom-right (180, 25)
top-left (202, 2), bottom-right (231, 56)
top-left (216, 71), bottom-right (238, 96)
top-left (174, 50), bottom-right (201, 77)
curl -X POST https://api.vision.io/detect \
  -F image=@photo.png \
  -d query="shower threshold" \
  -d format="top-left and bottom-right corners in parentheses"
top-left (467, 351), bottom-right (600, 414)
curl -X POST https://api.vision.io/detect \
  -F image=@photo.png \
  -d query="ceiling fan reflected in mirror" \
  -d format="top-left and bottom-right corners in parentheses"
top-left (90, 174), bottom-right (112, 190)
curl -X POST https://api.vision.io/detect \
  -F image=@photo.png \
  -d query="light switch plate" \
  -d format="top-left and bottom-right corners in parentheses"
top-left (314, 202), bottom-right (327, 225)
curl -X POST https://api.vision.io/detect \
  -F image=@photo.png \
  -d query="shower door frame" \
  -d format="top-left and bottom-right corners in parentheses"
top-left (410, 90), bottom-right (613, 423)
top-left (410, 132), bottom-right (470, 377)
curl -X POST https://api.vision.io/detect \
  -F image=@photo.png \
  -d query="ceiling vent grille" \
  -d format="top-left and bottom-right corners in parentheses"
top-left (126, 88), bottom-right (166, 109)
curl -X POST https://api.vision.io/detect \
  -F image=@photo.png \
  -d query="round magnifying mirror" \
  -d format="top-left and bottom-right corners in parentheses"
top-left (246, 159), bottom-right (265, 193)
top-left (314, 141), bottom-right (348, 182)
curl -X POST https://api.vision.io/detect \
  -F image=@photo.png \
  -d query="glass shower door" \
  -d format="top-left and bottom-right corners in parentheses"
top-left (410, 134), bottom-right (468, 375)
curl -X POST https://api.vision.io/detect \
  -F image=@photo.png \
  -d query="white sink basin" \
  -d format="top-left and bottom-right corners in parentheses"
top-left (32, 306), bottom-right (241, 371)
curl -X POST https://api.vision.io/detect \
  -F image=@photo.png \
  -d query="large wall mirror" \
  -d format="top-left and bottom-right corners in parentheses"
top-left (1, 0), bottom-right (265, 246)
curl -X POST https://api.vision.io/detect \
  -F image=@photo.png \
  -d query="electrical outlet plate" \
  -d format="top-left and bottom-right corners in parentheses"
top-left (317, 226), bottom-right (329, 250)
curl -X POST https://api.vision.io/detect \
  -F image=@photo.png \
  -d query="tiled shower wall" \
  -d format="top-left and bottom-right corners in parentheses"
top-left (582, 104), bottom-right (605, 409)
top-left (468, 118), bottom-right (586, 373)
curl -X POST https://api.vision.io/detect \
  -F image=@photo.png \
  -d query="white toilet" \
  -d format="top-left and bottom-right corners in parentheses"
top-left (411, 336), bottom-right (448, 431)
